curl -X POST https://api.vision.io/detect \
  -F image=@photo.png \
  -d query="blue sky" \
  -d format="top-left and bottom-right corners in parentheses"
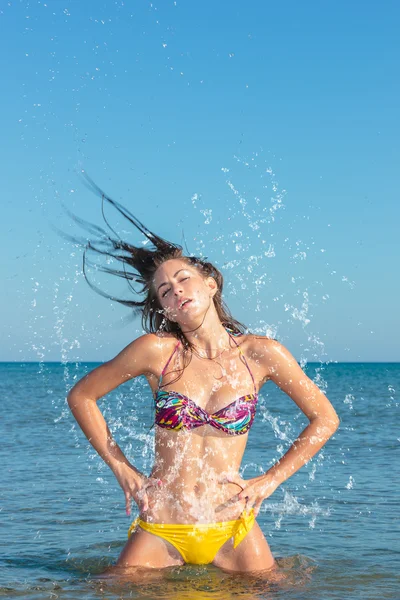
top-left (1, 0), bottom-right (398, 362)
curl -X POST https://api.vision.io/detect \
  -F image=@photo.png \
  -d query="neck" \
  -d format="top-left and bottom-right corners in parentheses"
top-left (180, 317), bottom-right (232, 353)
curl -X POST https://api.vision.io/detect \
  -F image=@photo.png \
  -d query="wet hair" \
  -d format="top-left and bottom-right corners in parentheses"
top-left (59, 174), bottom-right (248, 384)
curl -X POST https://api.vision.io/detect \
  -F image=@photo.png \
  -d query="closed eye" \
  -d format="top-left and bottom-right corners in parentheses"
top-left (162, 277), bottom-right (189, 298)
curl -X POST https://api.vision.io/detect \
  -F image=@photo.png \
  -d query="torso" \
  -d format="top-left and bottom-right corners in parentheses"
top-left (142, 332), bottom-right (272, 524)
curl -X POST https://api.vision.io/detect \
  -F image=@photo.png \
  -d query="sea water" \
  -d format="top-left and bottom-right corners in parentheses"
top-left (0, 361), bottom-right (398, 599)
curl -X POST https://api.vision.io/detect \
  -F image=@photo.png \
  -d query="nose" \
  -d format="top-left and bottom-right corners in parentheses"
top-left (172, 282), bottom-right (184, 296)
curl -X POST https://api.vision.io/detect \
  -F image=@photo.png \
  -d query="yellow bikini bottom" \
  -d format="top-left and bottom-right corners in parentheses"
top-left (127, 509), bottom-right (255, 565)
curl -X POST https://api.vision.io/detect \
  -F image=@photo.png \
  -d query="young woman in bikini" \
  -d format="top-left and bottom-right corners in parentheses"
top-left (66, 179), bottom-right (340, 574)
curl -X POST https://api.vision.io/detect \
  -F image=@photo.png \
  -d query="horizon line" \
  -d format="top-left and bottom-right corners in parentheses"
top-left (1, 360), bottom-right (399, 365)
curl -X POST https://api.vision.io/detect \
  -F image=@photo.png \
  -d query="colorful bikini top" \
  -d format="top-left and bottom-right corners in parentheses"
top-left (154, 328), bottom-right (258, 436)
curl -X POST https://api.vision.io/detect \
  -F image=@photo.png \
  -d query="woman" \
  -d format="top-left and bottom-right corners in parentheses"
top-left (67, 177), bottom-right (340, 574)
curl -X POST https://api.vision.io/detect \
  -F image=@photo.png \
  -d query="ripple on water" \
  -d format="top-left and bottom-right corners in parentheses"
top-left (0, 555), bottom-right (318, 600)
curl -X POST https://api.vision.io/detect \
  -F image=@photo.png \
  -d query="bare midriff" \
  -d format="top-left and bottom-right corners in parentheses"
top-left (145, 427), bottom-right (249, 524)
top-left (141, 334), bottom-right (265, 525)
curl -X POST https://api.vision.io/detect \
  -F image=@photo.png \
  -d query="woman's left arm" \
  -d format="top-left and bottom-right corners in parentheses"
top-left (230, 339), bottom-right (340, 515)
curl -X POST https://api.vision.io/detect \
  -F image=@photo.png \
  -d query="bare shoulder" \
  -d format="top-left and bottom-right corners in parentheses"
top-left (244, 332), bottom-right (280, 359)
top-left (250, 335), bottom-right (297, 360)
top-left (247, 333), bottom-right (307, 382)
top-left (69, 333), bottom-right (178, 400)
top-left (68, 332), bottom-right (179, 401)
top-left (244, 333), bottom-right (294, 382)
top-left (118, 331), bottom-right (178, 373)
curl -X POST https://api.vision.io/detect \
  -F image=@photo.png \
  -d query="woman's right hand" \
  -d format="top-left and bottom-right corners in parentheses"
top-left (112, 463), bottom-right (162, 516)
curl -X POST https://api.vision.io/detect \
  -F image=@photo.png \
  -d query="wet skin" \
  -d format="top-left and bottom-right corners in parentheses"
top-left (143, 338), bottom-right (259, 524)
top-left (112, 259), bottom-right (279, 570)
top-left (115, 331), bottom-right (278, 572)
top-left (68, 258), bottom-right (339, 572)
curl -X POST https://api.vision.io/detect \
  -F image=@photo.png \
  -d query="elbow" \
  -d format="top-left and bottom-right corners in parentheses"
top-left (325, 414), bottom-right (340, 437)
top-left (312, 413), bottom-right (340, 439)
top-left (67, 390), bottom-right (96, 411)
top-left (67, 391), bottom-right (77, 412)
top-left (329, 409), bottom-right (340, 433)
top-left (332, 414), bottom-right (340, 432)
top-left (67, 390), bottom-right (85, 412)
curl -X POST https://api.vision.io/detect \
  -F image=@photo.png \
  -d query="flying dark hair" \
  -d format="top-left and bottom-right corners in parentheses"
top-left (57, 173), bottom-right (248, 384)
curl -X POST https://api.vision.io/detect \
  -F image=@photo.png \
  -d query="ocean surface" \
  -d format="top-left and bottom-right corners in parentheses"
top-left (0, 361), bottom-right (399, 599)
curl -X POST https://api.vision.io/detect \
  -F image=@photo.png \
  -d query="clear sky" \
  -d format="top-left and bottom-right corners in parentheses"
top-left (1, 0), bottom-right (399, 362)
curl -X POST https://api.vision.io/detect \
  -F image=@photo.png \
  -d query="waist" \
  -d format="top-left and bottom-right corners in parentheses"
top-left (144, 476), bottom-right (248, 523)
top-left (150, 429), bottom-right (248, 521)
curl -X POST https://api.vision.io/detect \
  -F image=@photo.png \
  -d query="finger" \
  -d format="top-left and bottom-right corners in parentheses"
top-left (135, 487), bottom-right (145, 510)
top-left (141, 491), bottom-right (149, 512)
top-left (237, 486), bottom-right (251, 502)
top-left (216, 492), bottom-right (241, 511)
top-left (228, 492), bottom-right (242, 504)
top-left (124, 491), bottom-right (132, 516)
top-left (146, 477), bottom-right (163, 489)
top-left (242, 494), bottom-right (251, 510)
top-left (227, 488), bottom-right (252, 507)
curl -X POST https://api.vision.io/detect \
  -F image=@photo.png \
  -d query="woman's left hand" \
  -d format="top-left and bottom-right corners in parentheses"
top-left (221, 473), bottom-right (278, 517)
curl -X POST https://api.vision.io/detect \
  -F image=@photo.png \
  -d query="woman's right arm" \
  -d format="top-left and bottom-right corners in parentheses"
top-left (67, 333), bottom-right (161, 514)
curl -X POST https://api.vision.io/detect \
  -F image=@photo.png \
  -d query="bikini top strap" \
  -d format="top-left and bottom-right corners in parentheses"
top-left (226, 328), bottom-right (257, 395)
top-left (158, 339), bottom-right (181, 389)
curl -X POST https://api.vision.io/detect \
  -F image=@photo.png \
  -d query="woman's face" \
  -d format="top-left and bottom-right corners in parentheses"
top-left (153, 259), bottom-right (216, 325)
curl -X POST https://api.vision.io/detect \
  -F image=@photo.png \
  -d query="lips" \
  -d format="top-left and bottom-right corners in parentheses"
top-left (178, 298), bottom-right (192, 309)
